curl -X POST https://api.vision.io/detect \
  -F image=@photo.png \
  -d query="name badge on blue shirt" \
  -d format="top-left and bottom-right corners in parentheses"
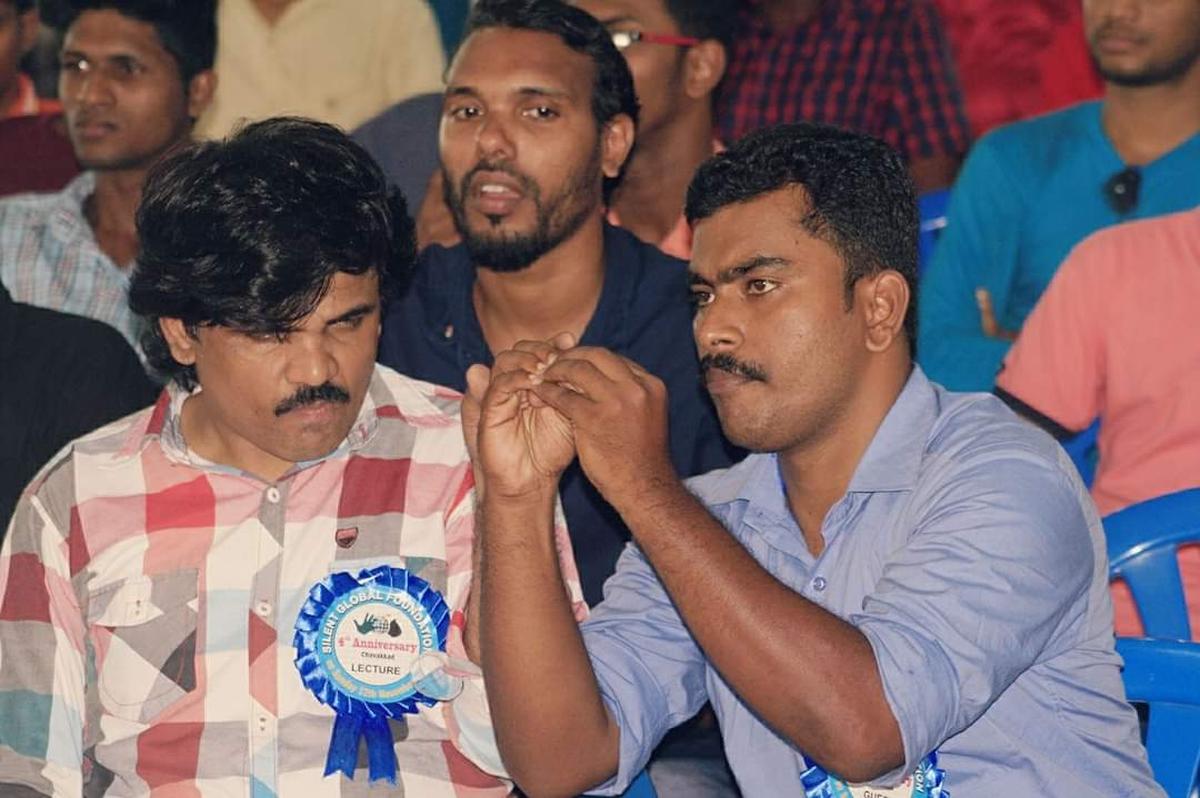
top-left (293, 565), bottom-right (459, 784)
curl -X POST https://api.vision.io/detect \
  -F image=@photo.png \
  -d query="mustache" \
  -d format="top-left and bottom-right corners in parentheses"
top-left (274, 382), bottom-right (351, 416)
top-left (699, 353), bottom-right (768, 382)
top-left (1093, 21), bottom-right (1145, 43)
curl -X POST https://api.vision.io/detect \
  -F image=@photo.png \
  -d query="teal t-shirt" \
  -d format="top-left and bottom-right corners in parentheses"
top-left (917, 101), bottom-right (1200, 391)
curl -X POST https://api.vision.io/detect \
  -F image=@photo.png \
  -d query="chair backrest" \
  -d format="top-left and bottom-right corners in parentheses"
top-left (1062, 418), bottom-right (1100, 488)
top-left (1105, 488), bottom-right (1200, 640)
top-left (621, 770), bottom-right (658, 798)
top-left (917, 189), bottom-right (950, 275)
top-left (1116, 637), bottom-right (1200, 798)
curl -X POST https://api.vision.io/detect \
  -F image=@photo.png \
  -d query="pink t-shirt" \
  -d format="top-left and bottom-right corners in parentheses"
top-left (997, 208), bottom-right (1200, 637)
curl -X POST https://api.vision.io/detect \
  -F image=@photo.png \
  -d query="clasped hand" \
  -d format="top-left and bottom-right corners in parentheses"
top-left (462, 334), bottom-right (675, 504)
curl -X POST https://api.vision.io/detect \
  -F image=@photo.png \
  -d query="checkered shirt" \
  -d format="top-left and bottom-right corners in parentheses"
top-left (715, 0), bottom-right (970, 160)
top-left (0, 365), bottom-right (586, 796)
top-left (0, 172), bottom-right (142, 353)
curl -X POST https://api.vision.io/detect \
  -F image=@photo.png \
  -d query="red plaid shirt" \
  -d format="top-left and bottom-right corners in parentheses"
top-left (716, 0), bottom-right (970, 160)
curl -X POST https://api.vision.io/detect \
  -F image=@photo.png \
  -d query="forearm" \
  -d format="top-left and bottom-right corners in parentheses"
top-left (479, 492), bottom-right (619, 796)
top-left (611, 480), bottom-right (902, 782)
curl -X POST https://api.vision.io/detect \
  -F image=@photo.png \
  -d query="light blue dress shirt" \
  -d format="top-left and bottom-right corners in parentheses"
top-left (581, 367), bottom-right (1162, 797)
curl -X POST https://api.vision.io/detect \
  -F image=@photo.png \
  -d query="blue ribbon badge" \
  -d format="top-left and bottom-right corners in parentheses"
top-left (293, 565), bottom-right (460, 783)
top-left (800, 752), bottom-right (949, 798)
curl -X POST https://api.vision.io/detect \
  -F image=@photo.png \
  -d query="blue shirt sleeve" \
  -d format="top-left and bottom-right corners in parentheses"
top-left (917, 134), bottom-right (1026, 391)
top-left (579, 544), bottom-right (710, 795)
top-left (852, 441), bottom-right (1095, 777)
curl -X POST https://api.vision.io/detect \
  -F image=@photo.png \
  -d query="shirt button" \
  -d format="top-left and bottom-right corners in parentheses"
top-left (812, 576), bottom-right (827, 592)
top-left (265, 486), bottom-right (281, 504)
top-left (257, 714), bottom-right (269, 732)
top-left (255, 600), bottom-right (272, 618)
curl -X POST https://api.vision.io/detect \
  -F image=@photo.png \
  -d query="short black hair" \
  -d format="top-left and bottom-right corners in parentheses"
top-left (463, 0), bottom-right (639, 131)
top-left (129, 117), bottom-right (416, 388)
top-left (663, 0), bottom-right (740, 54)
top-left (686, 123), bottom-right (919, 343)
top-left (49, 0), bottom-right (215, 84)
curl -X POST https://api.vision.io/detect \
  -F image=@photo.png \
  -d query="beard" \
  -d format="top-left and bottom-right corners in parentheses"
top-left (1091, 31), bottom-right (1200, 87)
top-left (443, 147), bottom-right (603, 273)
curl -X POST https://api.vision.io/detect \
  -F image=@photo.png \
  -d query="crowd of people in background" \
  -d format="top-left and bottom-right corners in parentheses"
top-left (0, 0), bottom-right (1195, 796)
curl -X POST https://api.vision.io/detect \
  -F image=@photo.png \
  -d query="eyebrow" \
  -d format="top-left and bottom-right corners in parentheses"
top-left (326, 303), bottom-right (377, 327)
top-left (444, 84), bottom-right (573, 102)
top-left (688, 255), bottom-right (792, 286)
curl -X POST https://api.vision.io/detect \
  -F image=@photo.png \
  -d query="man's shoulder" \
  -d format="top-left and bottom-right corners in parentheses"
top-left (372, 364), bottom-right (465, 427)
top-left (1073, 205), bottom-right (1200, 262)
top-left (921, 384), bottom-right (1075, 487)
top-left (21, 403), bottom-right (160, 517)
top-left (971, 101), bottom-right (1099, 165)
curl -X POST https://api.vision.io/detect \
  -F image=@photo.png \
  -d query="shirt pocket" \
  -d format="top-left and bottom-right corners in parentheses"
top-left (86, 569), bottom-right (200, 723)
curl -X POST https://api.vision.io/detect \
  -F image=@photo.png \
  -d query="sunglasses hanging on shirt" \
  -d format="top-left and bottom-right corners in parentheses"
top-left (1104, 166), bottom-right (1141, 215)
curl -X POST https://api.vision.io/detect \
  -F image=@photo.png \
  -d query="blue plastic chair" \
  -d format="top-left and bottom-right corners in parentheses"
top-left (1117, 637), bottom-right (1200, 797)
top-left (619, 770), bottom-right (658, 798)
top-left (1063, 418), bottom-right (1101, 488)
top-left (917, 189), bottom-right (950, 275)
top-left (1105, 488), bottom-right (1200, 641)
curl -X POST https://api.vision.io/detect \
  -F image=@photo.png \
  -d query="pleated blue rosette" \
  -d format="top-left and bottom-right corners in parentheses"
top-left (293, 564), bottom-right (453, 784)
top-left (799, 752), bottom-right (949, 797)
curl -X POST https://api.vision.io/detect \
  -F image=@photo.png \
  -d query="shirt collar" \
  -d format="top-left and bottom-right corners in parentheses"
top-left (844, 365), bottom-right (937, 493)
top-left (128, 367), bottom-right (387, 476)
top-left (429, 222), bottom-right (647, 360)
top-left (699, 364), bottom-right (936, 509)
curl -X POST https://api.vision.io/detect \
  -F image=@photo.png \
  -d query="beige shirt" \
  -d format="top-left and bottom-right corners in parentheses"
top-left (197, 0), bottom-right (446, 138)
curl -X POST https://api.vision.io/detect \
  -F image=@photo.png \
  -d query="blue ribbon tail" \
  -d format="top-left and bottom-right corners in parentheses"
top-left (324, 712), bottom-right (363, 779)
top-left (362, 714), bottom-right (397, 784)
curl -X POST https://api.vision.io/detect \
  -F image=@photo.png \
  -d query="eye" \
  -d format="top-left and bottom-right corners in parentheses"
top-left (689, 288), bottom-right (714, 308)
top-left (523, 105), bottom-right (559, 120)
top-left (333, 314), bottom-right (367, 330)
top-left (112, 56), bottom-right (145, 77)
top-left (746, 279), bottom-right (778, 295)
top-left (245, 330), bottom-right (288, 344)
top-left (447, 104), bottom-right (482, 121)
top-left (59, 55), bottom-right (87, 74)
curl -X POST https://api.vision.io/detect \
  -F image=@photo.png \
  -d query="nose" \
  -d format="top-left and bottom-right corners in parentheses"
top-left (70, 68), bottom-right (114, 109)
top-left (693, 294), bottom-right (744, 356)
top-left (284, 333), bottom-right (339, 388)
top-left (475, 114), bottom-right (515, 162)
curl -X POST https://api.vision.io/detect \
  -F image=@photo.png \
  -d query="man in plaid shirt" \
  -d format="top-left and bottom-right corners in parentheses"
top-left (714, 0), bottom-right (969, 191)
top-left (0, 117), bottom-right (583, 795)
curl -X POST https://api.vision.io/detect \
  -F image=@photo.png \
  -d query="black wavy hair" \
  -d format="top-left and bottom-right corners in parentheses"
top-left (686, 123), bottom-right (919, 343)
top-left (463, 0), bottom-right (639, 200)
top-left (48, 0), bottom-right (215, 84)
top-left (664, 0), bottom-right (741, 54)
top-left (129, 116), bottom-right (416, 388)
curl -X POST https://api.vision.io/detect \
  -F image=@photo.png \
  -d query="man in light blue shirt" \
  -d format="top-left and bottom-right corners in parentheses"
top-left (467, 123), bottom-right (1161, 797)
top-left (917, 0), bottom-right (1200, 391)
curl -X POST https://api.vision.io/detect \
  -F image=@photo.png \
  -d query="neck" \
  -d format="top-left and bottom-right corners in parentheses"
top-left (1103, 68), bottom-right (1200, 165)
top-left (777, 355), bottom-right (911, 556)
top-left (251, 0), bottom-right (297, 25)
top-left (472, 213), bottom-right (607, 354)
top-left (0, 77), bottom-right (22, 115)
top-left (758, 0), bottom-right (822, 30)
top-left (86, 167), bottom-right (149, 269)
top-left (611, 107), bottom-right (714, 247)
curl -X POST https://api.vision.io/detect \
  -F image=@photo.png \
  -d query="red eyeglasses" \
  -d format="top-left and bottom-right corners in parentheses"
top-left (610, 30), bottom-right (701, 50)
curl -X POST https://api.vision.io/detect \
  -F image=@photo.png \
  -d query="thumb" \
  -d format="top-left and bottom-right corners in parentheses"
top-left (461, 364), bottom-right (491, 459)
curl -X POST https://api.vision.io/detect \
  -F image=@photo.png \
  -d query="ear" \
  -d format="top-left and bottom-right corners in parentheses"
top-left (160, 317), bottom-right (200, 366)
top-left (683, 39), bottom-right (727, 100)
top-left (185, 69), bottom-right (217, 120)
top-left (17, 6), bottom-right (40, 57)
top-left (857, 271), bottom-right (909, 353)
top-left (599, 112), bottom-right (636, 179)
